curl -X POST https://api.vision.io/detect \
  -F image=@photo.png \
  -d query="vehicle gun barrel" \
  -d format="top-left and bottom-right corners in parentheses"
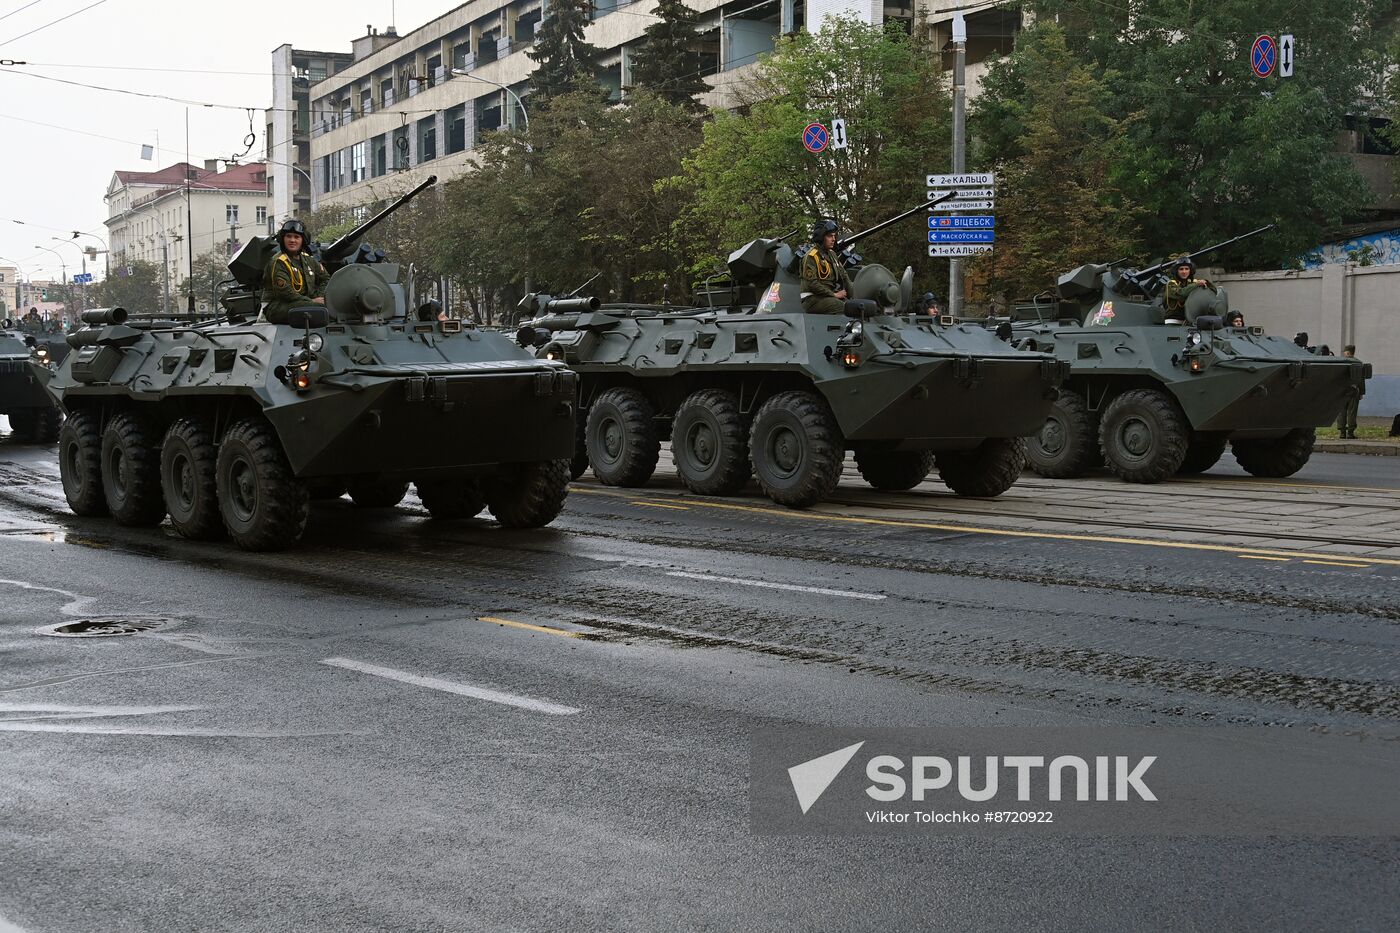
top-left (80, 307), bottom-right (128, 325)
top-left (1132, 224), bottom-right (1275, 281)
top-left (836, 192), bottom-right (956, 250)
top-left (320, 174), bottom-right (438, 267)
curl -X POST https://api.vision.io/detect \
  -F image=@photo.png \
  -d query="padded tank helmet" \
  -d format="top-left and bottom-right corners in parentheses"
top-left (1173, 255), bottom-right (1195, 277)
top-left (811, 218), bottom-right (840, 242)
top-left (276, 219), bottom-right (310, 252)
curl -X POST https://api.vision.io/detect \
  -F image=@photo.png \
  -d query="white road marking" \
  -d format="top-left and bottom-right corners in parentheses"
top-left (0, 577), bottom-right (100, 615)
top-left (0, 910), bottom-right (29, 932)
top-left (663, 570), bottom-right (886, 601)
top-left (319, 657), bottom-right (581, 716)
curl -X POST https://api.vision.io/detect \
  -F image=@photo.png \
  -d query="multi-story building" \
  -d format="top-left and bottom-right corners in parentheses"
top-left (266, 44), bottom-right (356, 223)
top-left (104, 161), bottom-right (274, 312)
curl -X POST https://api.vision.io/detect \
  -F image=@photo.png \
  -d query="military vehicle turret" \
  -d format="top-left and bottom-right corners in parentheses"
top-left (516, 203), bottom-right (1069, 508)
top-left (38, 177), bottom-right (577, 550)
top-left (1, 319), bottom-right (64, 442)
top-left (1006, 229), bottom-right (1370, 483)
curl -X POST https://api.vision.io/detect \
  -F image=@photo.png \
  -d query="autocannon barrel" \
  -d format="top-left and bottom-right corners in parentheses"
top-left (320, 175), bottom-right (438, 268)
top-left (540, 297), bottom-right (599, 314)
top-left (80, 307), bottom-right (128, 325)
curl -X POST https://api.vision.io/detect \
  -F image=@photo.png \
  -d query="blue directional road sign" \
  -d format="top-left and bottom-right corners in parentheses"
top-left (928, 230), bottom-right (995, 244)
top-left (929, 216), bottom-right (995, 229)
top-left (72, 272), bottom-right (93, 284)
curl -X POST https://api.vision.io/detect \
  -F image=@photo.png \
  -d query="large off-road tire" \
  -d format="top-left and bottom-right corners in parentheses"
top-left (160, 417), bottom-right (225, 540)
top-left (586, 388), bottom-right (659, 487)
top-left (32, 407), bottom-right (62, 444)
top-left (58, 409), bottom-right (107, 516)
top-left (570, 415), bottom-right (589, 480)
top-left (854, 448), bottom-right (934, 491)
top-left (672, 389), bottom-right (751, 496)
top-left (416, 478), bottom-right (486, 520)
top-left (101, 411), bottom-right (167, 527)
top-left (1026, 389), bottom-right (1099, 478)
top-left (748, 390), bottom-right (844, 508)
top-left (347, 477), bottom-right (410, 508)
top-left (1176, 431), bottom-right (1230, 475)
top-left (215, 419), bottom-right (309, 551)
top-left (935, 437), bottom-right (1026, 497)
top-left (485, 459), bottom-right (571, 528)
top-left (1231, 428), bottom-right (1316, 478)
top-left (7, 409), bottom-right (36, 439)
top-left (1098, 389), bottom-right (1189, 484)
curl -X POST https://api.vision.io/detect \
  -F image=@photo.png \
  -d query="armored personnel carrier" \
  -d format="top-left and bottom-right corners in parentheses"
top-left (1, 319), bottom-right (63, 442)
top-left (1008, 230), bottom-right (1370, 483)
top-left (516, 205), bottom-right (1069, 508)
top-left (39, 177), bottom-right (577, 550)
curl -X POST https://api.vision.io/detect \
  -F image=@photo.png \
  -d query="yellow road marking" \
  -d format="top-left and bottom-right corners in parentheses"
top-left (1237, 555), bottom-right (1289, 562)
top-left (569, 486), bottom-right (1400, 567)
top-left (477, 616), bottom-right (583, 639)
top-left (636, 501), bottom-right (690, 511)
top-left (1301, 560), bottom-right (1372, 569)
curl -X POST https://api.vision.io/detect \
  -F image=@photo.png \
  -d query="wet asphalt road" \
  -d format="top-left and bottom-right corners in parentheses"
top-left (0, 432), bottom-right (1397, 932)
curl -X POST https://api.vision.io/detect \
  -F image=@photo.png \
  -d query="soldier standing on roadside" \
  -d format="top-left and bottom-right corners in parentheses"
top-left (800, 219), bottom-right (853, 315)
top-left (1337, 344), bottom-right (1360, 438)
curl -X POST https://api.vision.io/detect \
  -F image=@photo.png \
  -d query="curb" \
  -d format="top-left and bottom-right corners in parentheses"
top-left (1313, 441), bottom-right (1399, 457)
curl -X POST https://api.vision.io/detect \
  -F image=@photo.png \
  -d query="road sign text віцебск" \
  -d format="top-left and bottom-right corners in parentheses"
top-left (928, 230), bottom-right (995, 244)
top-left (930, 200), bottom-right (994, 212)
top-left (929, 216), bottom-right (994, 229)
top-left (929, 244), bottom-right (994, 257)
top-left (927, 172), bottom-right (995, 188)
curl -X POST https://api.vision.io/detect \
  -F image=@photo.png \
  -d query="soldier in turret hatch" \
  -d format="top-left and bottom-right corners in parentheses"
top-left (1162, 256), bottom-right (1216, 320)
top-left (262, 219), bottom-right (329, 324)
top-left (800, 218), bottom-right (853, 314)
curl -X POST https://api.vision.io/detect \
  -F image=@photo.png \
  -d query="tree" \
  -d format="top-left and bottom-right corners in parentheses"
top-left (630, 0), bottom-right (709, 112)
top-left (527, 0), bottom-right (603, 105)
top-left (970, 24), bottom-right (1140, 299)
top-left (673, 16), bottom-right (951, 283)
top-left (90, 261), bottom-right (161, 315)
top-left (183, 250), bottom-right (234, 316)
top-left (1025, 0), bottom-right (1389, 269)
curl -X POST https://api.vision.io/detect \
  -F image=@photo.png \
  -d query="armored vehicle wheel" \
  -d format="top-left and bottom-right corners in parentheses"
top-left (854, 449), bottom-right (934, 491)
top-left (586, 388), bottom-right (659, 487)
top-left (347, 477), bottom-right (410, 508)
top-left (749, 391), bottom-right (843, 508)
top-left (215, 419), bottom-right (310, 551)
top-left (1231, 428), bottom-right (1316, 478)
top-left (673, 389), bottom-right (751, 496)
top-left (416, 478), bottom-right (486, 520)
top-left (1099, 389), bottom-right (1189, 483)
top-left (1026, 390), bottom-right (1098, 478)
top-left (58, 410), bottom-right (107, 516)
top-left (1177, 431), bottom-right (1230, 475)
top-left (935, 438), bottom-right (1026, 497)
top-left (485, 459), bottom-right (571, 528)
top-left (101, 412), bottom-right (167, 526)
top-left (570, 417), bottom-right (589, 480)
top-left (32, 408), bottom-right (62, 444)
top-left (6, 409), bottom-right (35, 439)
top-left (160, 418), bottom-right (225, 540)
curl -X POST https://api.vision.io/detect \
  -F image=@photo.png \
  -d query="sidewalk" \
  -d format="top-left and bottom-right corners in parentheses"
top-left (1314, 438), bottom-right (1399, 457)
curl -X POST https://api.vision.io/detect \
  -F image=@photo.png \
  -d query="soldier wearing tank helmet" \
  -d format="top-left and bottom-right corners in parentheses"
top-left (1162, 255), bottom-right (1216, 319)
top-left (262, 218), bottom-right (329, 324)
top-left (800, 218), bottom-right (853, 314)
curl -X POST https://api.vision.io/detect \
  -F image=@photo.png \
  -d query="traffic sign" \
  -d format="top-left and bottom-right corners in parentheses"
top-left (928, 230), bottom-right (995, 244)
top-left (1279, 34), bottom-right (1294, 77)
top-left (929, 244), bottom-right (993, 257)
top-left (930, 199), bottom-right (994, 211)
top-left (1251, 35), bottom-right (1277, 78)
top-left (929, 216), bottom-right (994, 229)
top-left (927, 187), bottom-right (995, 200)
top-left (803, 123), bottom-right (829, 153)
top-left (927, 172), bottom-right (994, 187)
top-left (72, 272), bottom-right (93, 284)
top-left (830, 118), bottom-right (848, 150)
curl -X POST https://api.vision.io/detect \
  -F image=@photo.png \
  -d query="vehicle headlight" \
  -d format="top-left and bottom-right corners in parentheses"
top-left (305, 333), bottom-right (324, 352)
top-left (1186, 329), bottom-right (1202, 348)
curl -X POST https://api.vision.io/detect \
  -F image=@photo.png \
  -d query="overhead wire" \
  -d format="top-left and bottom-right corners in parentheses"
top-left (0, 0), bottom-right (49, 25)
top-left (0, 0), bottom-right (111, 49)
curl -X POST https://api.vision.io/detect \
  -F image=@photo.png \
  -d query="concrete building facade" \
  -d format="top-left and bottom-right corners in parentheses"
top-left (266, 45), bottom-right (355, 224)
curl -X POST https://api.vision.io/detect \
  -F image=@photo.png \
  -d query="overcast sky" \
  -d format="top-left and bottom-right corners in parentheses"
top-left (0, 0), bottom-right (448, 283)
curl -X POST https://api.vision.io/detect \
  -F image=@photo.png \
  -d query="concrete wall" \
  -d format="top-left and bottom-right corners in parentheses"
top-left (1214, 264), bottom-right (1400, 416)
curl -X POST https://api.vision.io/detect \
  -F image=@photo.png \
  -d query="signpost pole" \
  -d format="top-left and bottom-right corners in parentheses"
top-left (948, 13), bottom-right (967, 317)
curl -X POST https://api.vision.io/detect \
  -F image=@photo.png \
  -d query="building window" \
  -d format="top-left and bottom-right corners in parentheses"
top-left (360, 88), bottom-right (373, 115)
top-left (372, 135), bottom-right (387, 177)
top-left (351, 141), bottom-right (368, 182)
top-left (226, 204), bottom-right (239, 224)
top-left (418, 116), bottom-right (436, 162)
top-left (256, 206), bottom-right (268, 224)
top-left (380, 77), bottom-right (394, 107)
top-left (446, 105), bottom-right (467, 154)
top-left (392, 126), bottom-right (410, 169)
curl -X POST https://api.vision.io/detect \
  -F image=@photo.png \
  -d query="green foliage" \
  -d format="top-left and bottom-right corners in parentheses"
top-left (182, 251), bottom-right (233, 316)
top-left (527, 0), bottom-right (603, 104)
top-left (91, 261), bottom-right (162, 313)
top-left (971, 24), bottom-right (1140, 298)
top-left (630, 0), bottom-right (709, 112)
top-left (303, 182), bottom-right (449, 301)
top-left (1023, 0), bottom-right (1388, 269)
top-left (432, 89), bottom-right (702, 315)
top-left (673, 16), bottom-right (950, 282)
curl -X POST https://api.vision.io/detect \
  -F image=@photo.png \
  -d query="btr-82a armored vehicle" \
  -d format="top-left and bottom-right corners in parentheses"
top-left (2, 319), bottom-right (63, 442)
top-left (39, 177), bottom-right (577, 550)
top-left (516, 204), bottom-right (1069, 508)
top-left (1007, 230), bottom-right (1370, 483)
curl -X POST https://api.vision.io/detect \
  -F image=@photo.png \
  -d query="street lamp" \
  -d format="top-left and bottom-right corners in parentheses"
top-left (450, 69), bottom-right (530, 133)
top-left (71, 230), bottom-right (110, 276)
top-left (48, 239), bottom-right (89, 315)
top-left (32, 244), bottom-right (69, 322)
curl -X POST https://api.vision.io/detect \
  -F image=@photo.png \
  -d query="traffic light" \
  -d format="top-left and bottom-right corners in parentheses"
top-left (40, 289), bottom-right (48, 301)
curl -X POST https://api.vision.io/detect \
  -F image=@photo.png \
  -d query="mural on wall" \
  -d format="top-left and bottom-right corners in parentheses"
top-left (1303, 229), bottom-right (1400, 268)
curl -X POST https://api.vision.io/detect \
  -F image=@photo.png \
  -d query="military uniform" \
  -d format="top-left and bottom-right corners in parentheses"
top-left (1162, 277), bottom-right (1214, 317)
top-left (1337, 345), bottom-right (1360, 438)
top-left (800, 244), bottom-right (853, 315)
top-left (262, 250), bottom-right (329, 324)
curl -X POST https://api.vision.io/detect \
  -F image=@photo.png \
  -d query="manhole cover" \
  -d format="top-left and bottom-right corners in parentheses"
top-left (37, 617), bottom-right (181, 638)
